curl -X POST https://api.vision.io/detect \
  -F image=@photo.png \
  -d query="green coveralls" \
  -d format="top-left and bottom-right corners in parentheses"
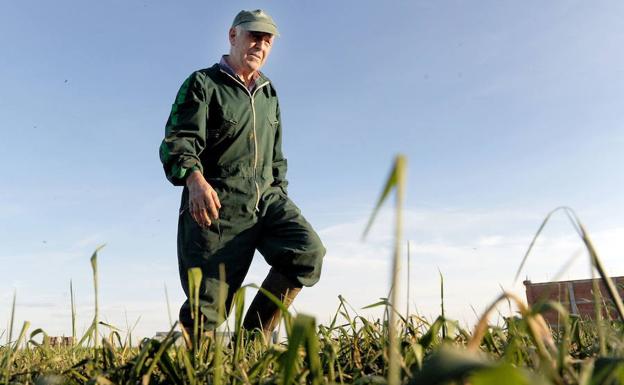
top-left (159, 64), bottom-right (325, 330)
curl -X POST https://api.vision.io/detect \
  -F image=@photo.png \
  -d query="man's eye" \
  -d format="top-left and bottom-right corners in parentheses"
top-left (250, 32), bottom-right (272, 44)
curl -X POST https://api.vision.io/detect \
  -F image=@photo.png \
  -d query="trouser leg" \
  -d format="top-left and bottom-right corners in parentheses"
top-left (257, 189), bottom-right (326, 287)
top-left (177, 202), bottom-right (257, 332)
top-left (244, 189), bottom-right (326, 336)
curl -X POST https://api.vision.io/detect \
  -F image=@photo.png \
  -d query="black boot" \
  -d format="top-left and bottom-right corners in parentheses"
top-left (243, 268), bottom-right (302, 340)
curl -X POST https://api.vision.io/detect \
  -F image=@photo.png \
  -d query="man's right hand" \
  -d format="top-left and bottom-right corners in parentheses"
top-left (186, 170), bottom-right (221, 228)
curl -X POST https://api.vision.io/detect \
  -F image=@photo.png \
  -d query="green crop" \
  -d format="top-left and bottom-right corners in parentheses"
top-left (3, 155), bottom-right (624, 385)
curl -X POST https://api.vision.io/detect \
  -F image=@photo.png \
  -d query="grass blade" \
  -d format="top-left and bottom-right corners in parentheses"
top-left (187, 267), bottom-right (202, 356)
top-left (90, 245), bottom-right (106, 355)
top-left (362, 154), bottom-right (407, 385)
top-left (70, 279), bottom-right (76, 346)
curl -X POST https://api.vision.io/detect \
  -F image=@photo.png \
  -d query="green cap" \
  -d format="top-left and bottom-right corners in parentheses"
top-left (231, 9), bottom-right (279, 37)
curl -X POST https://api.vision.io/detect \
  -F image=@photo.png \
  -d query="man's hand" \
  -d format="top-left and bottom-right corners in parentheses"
top-left (186, 170), bottom-right (221, 228)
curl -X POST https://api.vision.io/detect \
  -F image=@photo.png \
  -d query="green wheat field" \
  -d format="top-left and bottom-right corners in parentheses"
top-left (3, 156), bottom-right (624, 385)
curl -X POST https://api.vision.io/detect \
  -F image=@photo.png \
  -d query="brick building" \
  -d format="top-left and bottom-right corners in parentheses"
top-left (523, 277), bottom-right (624, 326)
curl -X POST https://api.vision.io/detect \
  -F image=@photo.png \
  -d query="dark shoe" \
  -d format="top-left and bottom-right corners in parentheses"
top-left (243, 268), bottom-right (302, 340)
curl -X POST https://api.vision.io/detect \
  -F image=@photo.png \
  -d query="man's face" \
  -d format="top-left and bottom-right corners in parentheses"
top-left (229, 27), bottom-right (274, 74)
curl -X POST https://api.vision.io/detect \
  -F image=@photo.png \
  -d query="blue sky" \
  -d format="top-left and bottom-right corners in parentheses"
top-left (1, 1), bottom-right (624, 338)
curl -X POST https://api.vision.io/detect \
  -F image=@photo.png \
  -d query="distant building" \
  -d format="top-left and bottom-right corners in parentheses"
top-left (49, 336), bottom-right (74, 347)
top-left (152, 330), bottom-right (279, 345)
top-left (523, 277), bottom-right (624, 326)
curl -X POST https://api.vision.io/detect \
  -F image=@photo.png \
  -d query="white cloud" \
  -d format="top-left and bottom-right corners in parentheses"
top-left (3, 206), bottom-right (624, 339)
top-left (73, 234), bottom-right (106, 249)
top-left (477, 236), bottom-right (505, 247)
top-left (300, 207), bottom-right (624, 328)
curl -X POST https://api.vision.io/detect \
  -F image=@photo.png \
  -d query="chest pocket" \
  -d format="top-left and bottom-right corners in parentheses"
top-left (207, 109), bottom-right (238, 141)
top-left (267, 115), bottom-right (279, 133)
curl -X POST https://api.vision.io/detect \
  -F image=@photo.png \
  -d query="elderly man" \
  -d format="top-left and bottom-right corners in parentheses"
top-left (159, 9), bottom-right (325, 337)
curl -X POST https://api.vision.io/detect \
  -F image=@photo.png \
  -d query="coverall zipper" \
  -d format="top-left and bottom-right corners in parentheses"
top-left (219, 69), bottom-right (270, 212)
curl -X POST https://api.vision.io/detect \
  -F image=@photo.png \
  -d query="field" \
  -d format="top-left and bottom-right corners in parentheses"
top-left (3, 156), bottom-right (624, 385)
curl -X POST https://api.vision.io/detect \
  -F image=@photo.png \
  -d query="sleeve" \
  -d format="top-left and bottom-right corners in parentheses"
top-left (159, 71), bottom-right (208, 186)
top-left (271, 98), bottom-right (289, 193)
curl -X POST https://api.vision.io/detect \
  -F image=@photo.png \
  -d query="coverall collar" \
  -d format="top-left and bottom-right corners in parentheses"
top-left (219, 55), bottom-right (265, 92)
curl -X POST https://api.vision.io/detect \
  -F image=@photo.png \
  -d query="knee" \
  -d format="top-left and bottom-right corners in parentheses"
top-left (295, 242), bottom-right (326, 287)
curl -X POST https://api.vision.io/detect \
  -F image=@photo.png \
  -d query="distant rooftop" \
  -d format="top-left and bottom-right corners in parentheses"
top-left (523, 276), bottom-right (624, 326)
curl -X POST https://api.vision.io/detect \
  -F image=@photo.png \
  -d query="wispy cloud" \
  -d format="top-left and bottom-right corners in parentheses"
top-left (73, 234), bottom-right (106, 249)
top-left (0, 232), bottom-right (105, 265)
top-left (15, 301), bottom-right (56, 309)
top-left (3, 206), bottom-right (623, 339)
top-left (308, 207), bottom-right (624, 326)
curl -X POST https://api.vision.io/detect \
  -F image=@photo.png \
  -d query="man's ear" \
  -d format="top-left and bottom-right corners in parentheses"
top-left (228, 27), bottom-right (237, 45)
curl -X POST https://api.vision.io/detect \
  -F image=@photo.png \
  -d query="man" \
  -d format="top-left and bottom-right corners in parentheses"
top-left (159, 9), bottom-right (325, 337)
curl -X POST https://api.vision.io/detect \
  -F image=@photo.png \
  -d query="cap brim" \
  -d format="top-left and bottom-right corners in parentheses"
top-left (239, 21), bottom-right (280, 36)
